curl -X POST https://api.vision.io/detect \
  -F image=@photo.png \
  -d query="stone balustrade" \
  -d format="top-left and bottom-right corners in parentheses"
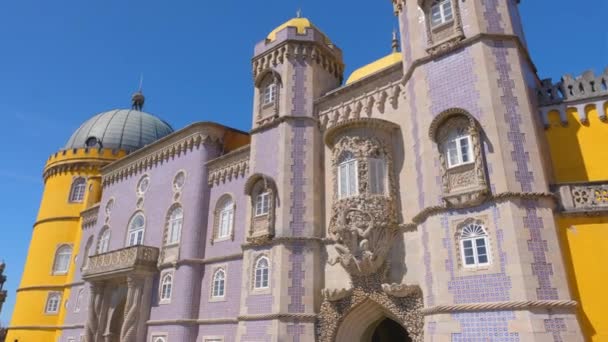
top-left (556, 181), bottom-right (608, 214)
top-left (83, 245), bottom-right (159, 280)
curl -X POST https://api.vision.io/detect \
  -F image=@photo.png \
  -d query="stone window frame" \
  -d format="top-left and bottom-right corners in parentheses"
top-left (81, 236), bottom-right (94, 269)
top-left (253, 255), bottom-right (270, 290)
top-left (452, 216), bottom-right (497, 273)
top-left (44, 291), bottom-right (62, 315)
top-left (172, 169), bottom-right (187, 192)
top-left (68, 176), bottom-right (87, 203)
top-left (51, 243), bottom-right (73, 275)
top-left (249, 252), bottom-right (272, 295)
top-left (125, 211), bottom-right (146, 247)
top-left (136, 174), bottom-right (151, 196)
top-left (210, 194), bottom-right (236, 245)
top-left (244, 174), bottom-right (278, 243)
top-left (164, 204), bottom-right (184, 247)
top-left (73, 287), bottom-right (84, 313)
top-left (419, 0), bottom-right (465, 54)
top-left (150, 334), bottom-right (168, 342)
top-left (254, 69), bottom-right (282, 122)
top-left (158, 270), bottom-right (174, 305)
top-left (97, 226), bottom-right (111, 254)
top-left (429, 108), bottom-right (489, 208)
top-left (209, 265), bottom-right (227, 302)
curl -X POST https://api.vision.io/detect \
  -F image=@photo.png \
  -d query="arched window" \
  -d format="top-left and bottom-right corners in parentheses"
top-left (52, 245), bottom-right (72, 274)
top-left (74, 288), bottom-right (84, 312)
top-left (212, 269), bottom-right (226, 298)
top-left (368, 158), bottom-right (387, 195)
top-left (160, 273), bottom-right (173, 302)
top-left (338, 152), bottom-right (358, 199)
top-left (430, 0), bottom-right (453, 27)
top-left (254, 256), bottom-right (270, 289)
top-left (445, 126), bottom-right (473, 168)
top-left (167, 206), bottom-right (183, 245)
top-left (459, 223), bottom-right (490, 267)
top-left (217, 198), bottom-right (234, 239)
top-left (45, 292), bottom-right (61, 313)
top-left (81, 237), bottom-right (93, 268)
top-left (255, 192), bottom-right (270, 217)
top-left (98, 228), bottom-right (111, 253)
top-left (69, 177), bottom-right (87, 203)
top-left (127, 213), bottom-right (145, 246)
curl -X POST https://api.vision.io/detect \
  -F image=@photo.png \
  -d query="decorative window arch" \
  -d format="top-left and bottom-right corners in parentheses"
top-left (244, 174), bottom-right (278, 242)
top-left (159, 273), bottom-right (173, 303)
top-left (45, 292), bottom-right (61, 314)
top-left (69, 177), bottom-right (87, 203)
top-left (457, 221), bottom-right (491, 268)
top-left (253, 256), bottom-right (270, 289)
top-left (255, 70), bottom-right (282, 120)
top-left (126, 212), bottom-right (145, 246)
top-left (211, 195), bottom-right (235, 244)
top-left (81, 236), bottom-right (93, 268)
top-left (419, 0), bottom-right (464, 54)
top-left (429, 109), bottom-right (489, 207)
top-left (212, 268), bottom-right (226, 298)
top-left (166, 206), bottom-right (183, 245)
top-left (52, 244), bottom-right (72, 274)
top-left (74, 288), bottom-right (84, 313)
top-left (98, 227), bottom-right (111, 254)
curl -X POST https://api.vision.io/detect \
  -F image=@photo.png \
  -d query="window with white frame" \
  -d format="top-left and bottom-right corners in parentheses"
top-left (127, 213), bottom-right (145, 246)
top-left (69, 177), bottom-right (87, 203)
top-left (52, 245), bottom-right (72, 274)
top-left (160, 273), bottom-right (173, 302)
top-left (368, 158), bottom-right (387, 195)
top-left (212, 269), bottom-right (226, 298)
top-left (459, 223), bottom-right (490, 267)
top-left (255, 192), bottom-right (270, 217)
top-left (98, 228), bottom-right (111, 253)
top-left (218, 199), bottom-right (234, 239)
top-left (45, 292), bottom-right (61, 314)
top-left (338, 152), bottom-right (358, 199)
top-left (262, 83), bottom-right (277, 106)
top-left (254, 256), bottom-right (270, 289)
top-left (74, 288), bottom-right (84, 312)
top-left (445, 127), bottom-right (473, 168)
top-left (167, 206), bottom-right (183, 245)
top-left (430, 0), bottom-right (454, 27)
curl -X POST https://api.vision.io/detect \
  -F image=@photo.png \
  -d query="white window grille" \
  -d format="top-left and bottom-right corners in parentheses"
top-left (167, 206), bottom-right (183, 245)
top-left (460, 223), bottom-right (491, 267)
top-left (445, 128), bottom-right (473, 168)
top-left (218, 200), bottom-right (234, 239)
top-left (431, 0), bottom-right (454, 27)
top-left (69, 177), bottom-right (87, 203)
top-left (368, 158), bottom-right (387, 195)
top-left (255, 192), bottom-right (270, 217)
top-left (263, 83), bottom-right (277, 105)
top-left (338, 153), bottom-right (358, 199)
top-left (160, 274), bottom-right (173, 302)
top-left (52, 245), bottom-right (72, 274)
top-left (212, 269), bottom-right (226, 298)
top-left (98, 228), bottom-right (111, 253)
top-left (254, 256), bottom-right (270, 289)
top-left (127, 213), bottom-right (145, 246)
top-left (45, 293), bottom-right (61, 313)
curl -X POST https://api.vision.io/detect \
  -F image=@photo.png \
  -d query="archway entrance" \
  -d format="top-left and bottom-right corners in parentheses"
top-left (372, 318), bottom-right (411, 342)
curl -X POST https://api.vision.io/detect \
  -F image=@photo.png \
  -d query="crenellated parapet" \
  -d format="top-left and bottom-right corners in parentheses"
top-left (207, 146), bottom-right (250, 186)
top-left (43, 147), bottom-right (126, 181)
top-left (538, 68), bottom-right (608, 126)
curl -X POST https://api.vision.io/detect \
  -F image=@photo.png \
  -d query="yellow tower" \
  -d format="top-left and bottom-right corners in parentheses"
top-left (7, 94), bottom-right (174, 342)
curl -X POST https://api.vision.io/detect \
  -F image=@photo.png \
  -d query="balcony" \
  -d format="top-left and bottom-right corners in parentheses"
top-left (556, 181), bottom-right (608, 214)
top-left (83, 245), bottom-right (159, 281)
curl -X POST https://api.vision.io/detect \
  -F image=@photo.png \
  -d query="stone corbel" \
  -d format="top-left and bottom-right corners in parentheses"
top-left (321, 288), bottom-right (353, 302)
top-left (381, 283), bottom-right (420, 298)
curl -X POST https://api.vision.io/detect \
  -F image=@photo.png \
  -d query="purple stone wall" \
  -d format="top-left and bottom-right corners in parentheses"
top-left (197, 323), bottom-right (238, 342)
top-left (197, 260), bottom-right (243, 319)
top-left (242, 321), bottom-right (272, 342)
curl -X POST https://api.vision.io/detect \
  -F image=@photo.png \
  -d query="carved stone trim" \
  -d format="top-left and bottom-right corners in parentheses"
top-left (241, 236), bottom-right (324, 249)
top-left (422, 300), bottom-right (578, 315)
top-left (555, 181), bottom-right (608, 214)
top-left (237, 313), bottom-right (316, 322)
top-left (323, 117), bottom-right (400, 146)
top-left (381, 283), bottom-right (421, 298)
top-left (207, 147), bottom-right (250, 186)
top-left (321, 288), bottom-right (353, 302)
top-left (81, 204), bottom-right (100, 229)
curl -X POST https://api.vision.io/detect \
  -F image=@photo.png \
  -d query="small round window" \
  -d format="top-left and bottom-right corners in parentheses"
top-left (105, 199), bottom-right (114, 215)
top-left (173, 171), bottom-right (186, 191)
top-left (137, 175), bottom-right (150, 195)
top-left (85, 136), bottom-right (101, 148)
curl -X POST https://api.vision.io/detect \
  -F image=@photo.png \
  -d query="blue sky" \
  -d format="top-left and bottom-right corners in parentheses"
top-left (0, 0), bottom-right (605, 324)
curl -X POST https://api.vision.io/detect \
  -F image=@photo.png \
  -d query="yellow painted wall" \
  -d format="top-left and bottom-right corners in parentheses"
top-left (7, 149), bottom-right (121, 342)
top-left (545, 101), bottom-right (608, 341)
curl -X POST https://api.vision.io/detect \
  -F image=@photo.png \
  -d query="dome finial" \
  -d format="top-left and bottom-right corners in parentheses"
top-left (131, 74), bottom-right (145, 111)
top-left (392, 28), bottom-right (400, 53)
top-left (296, 8), bottom-right (302, 18)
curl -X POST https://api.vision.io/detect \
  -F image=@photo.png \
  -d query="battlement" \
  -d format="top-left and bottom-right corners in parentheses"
top-left (46, 148), bottom-right (127, 166)
top-left (538, 68), bottom-right (608, 106)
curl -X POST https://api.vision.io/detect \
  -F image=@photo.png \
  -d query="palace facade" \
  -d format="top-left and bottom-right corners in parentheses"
top-left (7, 0), bottom-right (608, 341)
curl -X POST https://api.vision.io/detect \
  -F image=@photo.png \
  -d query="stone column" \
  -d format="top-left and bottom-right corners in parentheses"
top-left (120, 275), bottom-right (144, 342)
top-left (85, 282), bottom-right (105, 342)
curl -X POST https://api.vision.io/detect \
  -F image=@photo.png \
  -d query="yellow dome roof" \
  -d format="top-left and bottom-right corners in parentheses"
top-left (267, 17), bottom-right (321, 42)
top-left (345, 52), bottom-right (403, 85)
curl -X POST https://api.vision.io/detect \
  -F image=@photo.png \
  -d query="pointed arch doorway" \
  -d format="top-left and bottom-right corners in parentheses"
top-left (371, 318), bottom-right (412, 342)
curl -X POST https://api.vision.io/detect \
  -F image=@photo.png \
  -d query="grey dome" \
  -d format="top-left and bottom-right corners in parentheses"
top-left (65, 109), bottom-right (174, 153)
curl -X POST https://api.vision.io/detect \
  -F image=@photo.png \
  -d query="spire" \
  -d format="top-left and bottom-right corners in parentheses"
top-left (391, 29), bottom-right (400, 53)
top-left (131, 74), bottom-right (145, 111)
top-left (296, 8), bottom-right (302, 18)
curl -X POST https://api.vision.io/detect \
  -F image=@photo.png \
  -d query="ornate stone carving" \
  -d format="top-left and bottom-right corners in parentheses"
top-left (557, 180), bottom-right (608, 214)
top-left (317, 266), bottom-right (423, 342)
top-left (420, 0), bottom-right (465, 54)
top-left (82, 245), bottom-right (159, 280)
top-left (81, 204), bottom-right (100, 229)
top-left (321, 288), bottom-right (353, 302)
top-left (381, 283), bottom-right (420, 298)
top-left (120, 275), bottom-right (144, 342)
top-left (244, 174), bottom-right (277, 243)
top-left (207, 147), bottom-right (250, 186)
